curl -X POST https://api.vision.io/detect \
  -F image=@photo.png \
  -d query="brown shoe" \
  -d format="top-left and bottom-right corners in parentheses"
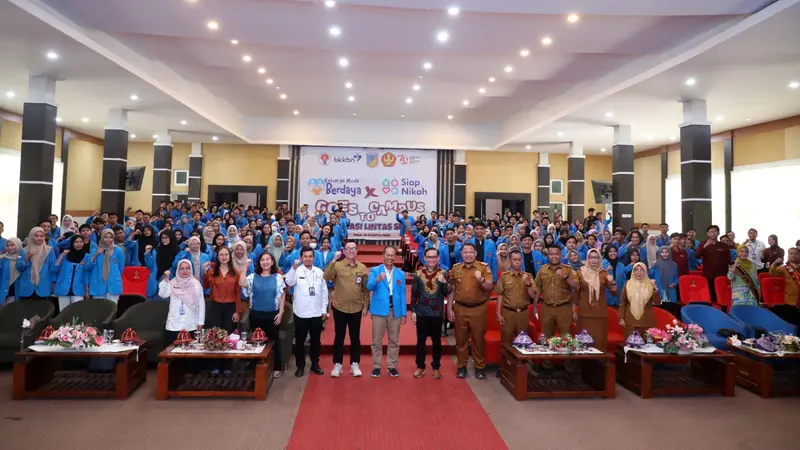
top-left (432, 369), bottom-right (442, 379)
top-left (413, 368), bottom-right (425, 378)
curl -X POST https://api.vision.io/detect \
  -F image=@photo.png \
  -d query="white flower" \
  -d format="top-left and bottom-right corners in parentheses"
top-left (22, 319), bottom-right (31, 328)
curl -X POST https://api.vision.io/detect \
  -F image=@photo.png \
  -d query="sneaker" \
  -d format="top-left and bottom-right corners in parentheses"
top-left (475, 369), bottom-right (486, 380)
top-left (272, 370), bottom-right (283, 378)
top-left (456, 367), bottom-right (467, 379)
top-left (351, 362), bottom-right (363, 377)
top-left (370, 368), bottom-right (381, 378)
top-left (387, 368), bottom-right (400, 378)
top-left (331, 363), bottom-right (343, 378)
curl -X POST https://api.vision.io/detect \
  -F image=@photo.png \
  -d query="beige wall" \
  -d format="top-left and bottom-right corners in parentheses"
top-left (464, 151), bottom-right (538, 217)
top-left (124, 142), bottom-right (195, 211)
top-left (734, 128), bottom-right (786, 167)
top-left (634, 154), bottom-right (661, 225)
top-left (64, 139), bottom-right (103, 210)
top-left (584, 155), bottom-right (612, 213)
top-left (0, 119), bottom-right (63, 158)
top-left (201, 144), bottom-right (280, 208)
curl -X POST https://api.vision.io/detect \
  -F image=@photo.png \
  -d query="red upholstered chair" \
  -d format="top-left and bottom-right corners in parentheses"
top-left (528, 303), bottom-right (541, 338)
top-left (122, 266), bottom-right (150, 298)
top-left (678, 275), bottom-right (711, 305)
top-left (762, 277), bottom-right (786, 307)
top-left (484, 300), bottom-right (502, 365)
top-left (606, 307), bottom-right (625, 352)
top-left (654, 307), bottom-right (679, 329)
top-left (689, 270), bottom-right (704, 277)
top-left (757, 272), bottom-right (771, 286)
top-left (714, 276), bottom-right (732, 312)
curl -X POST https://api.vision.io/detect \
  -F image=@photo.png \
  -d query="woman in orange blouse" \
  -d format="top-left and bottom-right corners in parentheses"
top-left (203, 246), bottom-right (245, 373)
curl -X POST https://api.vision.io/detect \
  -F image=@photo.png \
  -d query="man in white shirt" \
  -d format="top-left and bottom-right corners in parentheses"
top-left (286, 246), bottom-right (329, 377)
top-left (744, 228), bottom-right (766, 271)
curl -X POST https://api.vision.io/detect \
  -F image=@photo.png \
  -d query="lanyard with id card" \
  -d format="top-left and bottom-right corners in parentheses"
top-left (304, 267), bottom-right (317, 296)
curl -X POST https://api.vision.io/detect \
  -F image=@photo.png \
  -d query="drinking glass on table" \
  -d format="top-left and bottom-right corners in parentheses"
top-left (107, 329), bottom-right (115, 343)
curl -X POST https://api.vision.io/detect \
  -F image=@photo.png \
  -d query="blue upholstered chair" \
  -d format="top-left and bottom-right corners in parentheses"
top-left (680, 304), bottom-right (748, 349)
top-left (729, 306), bottom-right (797, 338)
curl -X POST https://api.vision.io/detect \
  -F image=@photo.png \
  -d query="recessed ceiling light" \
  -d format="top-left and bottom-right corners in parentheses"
top-left (789, 81), bottom-right (800, 89)
top-left (447, 115), bottom-right (453, 120)
top-left (478, 87), bottom-right (486, 94)
top-left (230, 39), bottom-right (239, 45)
top-left (153, 134), bottom-right (158, 139)
top-left (745, 118), bottom-right (752, 121)
top-left (45, 51), bottom-right (58, 60)
top-left (266, 78), bottom-right (274, 85)
top-left (600, 148), bottom-right (607, 152)
top-left (669, 136), bottom-right (676, 141)
top-left (130, 94), bottom-right (139, 101)
top-left (257, 67), bottom-right (266, 74)
top-left (436, 30), bottom-right (449, 43)
top-left (180, 120), bottom-right (188, 125)
top-left (401, 114), bottom-right (405, 118)
top-left (344, 81), bottom-right (353, 89)
top-left (716, 115), bottom-right (724, 121)
top-left (685, 77), bottom-right (696, 86)
top-left (605, 111), bottom-right (613, 118)
top-left (488, 77), bottom-right (496, 83)
top-left (423, 61), bottom-right (432, 70)
top-left (557, 132), bottom-right (564, 137)
top-left (55, 117), bottom-right (62, 123)
top-left (206, 20), bottom-right (219, 30)
top-left (412, 84), bottom-right (421, 91)
top-left (462, 100), bottom-right (469, 106)
top-left (293, 110), bottom-right (300, 116)
top-left (348, 95), bottom-right (355, 102)
top-left (5, 91), bottom-right (15, 99)
top-left (81, 117), bottom-right (89, 123)
top-left (405, 97), bottom-right (413, 104)
top-left (212, 136), bottom-right (219, 141)
top-left (242, 54), bottom-right (252, 63)
top-left (329, 26), bottom-right (341, 37)
top-left (276, 86), bottom-right (280, 90)
top-left (338, 57), bottom-right (349, 68)
top-left (447, 6), bottom-right (460, 17)
top-left (279, 93), bottom-right (287, 100)
top-left (324, 0), bottom-right (336, 7)
top-left (352, 113), bottom-right (357, 116)
top-left (541, 36), bottom-right (553, 46)
top-left (519, 49), bottom-right (530, 57)
top-left (418, 76), bottom-right (423, 79)
top-left (504, 65), bottom-right (513, 73)
top-left (130, 134), bottom-right (136, 139)
top-left (525, 145), bottom-right (531, 150)
top-left (647, 134), bottom-right (654, 140)
top-left (567, 13), bottom-right (580, 23)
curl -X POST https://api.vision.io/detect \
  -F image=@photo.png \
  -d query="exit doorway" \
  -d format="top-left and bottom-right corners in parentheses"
top-left (207, 185), bottom-right (268, 209)
top-left (473, 192), bottom-right (531, 220)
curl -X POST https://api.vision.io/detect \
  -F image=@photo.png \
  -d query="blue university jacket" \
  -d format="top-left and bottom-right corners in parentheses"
top-left (52, 254), bottom-right (92, 296)
top-left (438, 242), bottom-right (463, 271)
top-left (86, 247), bottom-right (126, 297)
top-left (15, 250), bottom-right (58, 298)
top-left (366, 265), bottom-right (407, 317)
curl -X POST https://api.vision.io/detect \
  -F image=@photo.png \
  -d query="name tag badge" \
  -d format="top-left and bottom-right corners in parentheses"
top-left (356, 276), bottom-right (362, 284)
top-left (308, 286), bottom-right (316, 296)
top-left (179, 303), bottom-right (186, 316)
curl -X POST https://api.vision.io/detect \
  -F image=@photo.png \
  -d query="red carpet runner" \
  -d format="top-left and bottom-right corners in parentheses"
top-left (287, 356), bottom-right (507, 450)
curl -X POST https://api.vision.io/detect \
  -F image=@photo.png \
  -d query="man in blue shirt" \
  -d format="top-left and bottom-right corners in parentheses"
top-left (656, 222), bottom-right (671, 247)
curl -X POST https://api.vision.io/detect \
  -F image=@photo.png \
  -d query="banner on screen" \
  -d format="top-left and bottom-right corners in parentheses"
top-left (298, 147), bottom-right (437, 240)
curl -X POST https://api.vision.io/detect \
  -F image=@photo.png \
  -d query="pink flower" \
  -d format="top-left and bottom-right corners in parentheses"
top-left (60, 335), bottom-right (70, 342)
top-left (86, 327), bottom-right (97, 337)
top-left (94, 336), bottom-right (104, 346)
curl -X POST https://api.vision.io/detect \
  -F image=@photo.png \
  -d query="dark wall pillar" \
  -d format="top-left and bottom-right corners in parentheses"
top-left (101, 109), bottom-right (128, 218)
top-left (453, 150), bottom-right (466, 217)
top-left (723, 138), bottom-right (733, 233)
top-left (151, 134), bottom-right (172, 214)
top-left (612, 125), bottom-right (634, 231)
top-left (17, 76), bottom-right (57, 238)
top-left (537, 153), bottom-right (550, 217)
top-left (188, 142), bottom-right (203, 205)
top-left (680, 100), bottom-right (712, 238)
top-left (567, 143), bottom-right (585, 224)
top-left (276, 145), bottom-right (290, 210)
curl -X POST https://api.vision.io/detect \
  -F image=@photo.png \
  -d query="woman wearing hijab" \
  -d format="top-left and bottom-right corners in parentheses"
top-left (761, 234), bottom-right (784, 271)
top-left (58, 214), bottom-right (78, 239)
top-left (644, 235), bottom-right (659, 268)
top-left (566, 249), bottom-right (583, 271)
top-left (226, 225), bottom-right (241, 247)
top-left (729, 244), bottom-right (760, 308)
top-left (575, 248), bottom-right (617, 350)
top-left (202, 226), bottom-right (216, 247)
top-left (653, 246), bottom-right (679, 303)
top-left (231, 240), bottom-right (254, 277)
top-left (160, 259), bottom-right (205, 357)
top-left (618, 262), bottom-right (661, 338)
top-left (174, 236), bottom-right (212, 286)
top-left (135, 225), bottom-right (158, 266)
top-left (86, 229), bottom-right (125, 303)
top-left (173, 229), bottom-right (186, 248)
top-left (619, 248), bottom-right (642, 292)
top-left (17, 227), bottom-right (57, 299)
top-left (574, 231), bottom-right (588, 260)
top-left (53, 235), bottom-right (91, 311)
top-left (0, 237), bottom-right (23, 303)
top-left (603, 246), bottom-right (623, 307)
top-left (496, 242), bottom-right (511, 274)
top-left (144, 230), bottom-right (182, 300)
top-left (267, 234), bottom-right (284, 267)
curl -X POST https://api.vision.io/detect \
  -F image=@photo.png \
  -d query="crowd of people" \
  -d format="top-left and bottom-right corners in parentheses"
top-left (0, 202), bottom-right (797, 380)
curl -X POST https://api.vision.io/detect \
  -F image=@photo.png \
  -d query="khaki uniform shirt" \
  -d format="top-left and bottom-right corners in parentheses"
top-left (323, 259), bottom-right (369, 313)
top-left (449, 261), bottom-right (493, 304)
top-left (494, 270), bottom-right (532, 310)
top-left (534, 263), bottom-right (577, 306)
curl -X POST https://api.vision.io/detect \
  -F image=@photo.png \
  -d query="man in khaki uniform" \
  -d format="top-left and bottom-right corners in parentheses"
top-left (533, 246), bottom-right (579, 338)
top-left (447, 243), bottom-right (494, 380)
top-left (323, 239), bottom-right (370, 378)
top-left (495, 250), bottom-right (536, 344)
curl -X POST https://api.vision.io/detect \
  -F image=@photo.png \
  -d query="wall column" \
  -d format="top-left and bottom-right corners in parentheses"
top-left (188, 142), bottom-right (203, 205)
top-left (17, 75), bottom-right (57, 237)
top-left (151, 132), bottom-right (172, 214)
top-left (612, 125), bottom-right (635, 231)
top-left (680, 100), bottom-right (712, 237)
top-left (276, 145), bottom-right (290, 210)
top-left (567, 142), bottom-right (585, 224)
top-left (100, 108), bottom-right (128, 218)
top-left (453, 150), bottom-right (466, 217)
top-left (537, 153), bottom-right (551, 217)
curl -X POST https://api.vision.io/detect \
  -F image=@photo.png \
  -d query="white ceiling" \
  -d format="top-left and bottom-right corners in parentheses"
top-left (1, 0), bottom-right (798, 153)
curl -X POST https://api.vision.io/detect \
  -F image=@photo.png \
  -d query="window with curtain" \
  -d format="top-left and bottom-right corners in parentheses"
top-left (0, 149), bottom-right (63, 238)
top-left (664, 171), bottom-right (725, 232)
top-left (732, 160), bottom-right (800, 244)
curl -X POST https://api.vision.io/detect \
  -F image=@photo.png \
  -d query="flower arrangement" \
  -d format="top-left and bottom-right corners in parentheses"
top-left (748, 332), bottom-right (800, 353)
top-left (647, 320), bottom-right (709, 354)
top-left (43, 318), bottom-right (103, 349)
top-left (547, 334), bottom-right (583, 353)
top-left (202, 327), bottom-right (229, 351)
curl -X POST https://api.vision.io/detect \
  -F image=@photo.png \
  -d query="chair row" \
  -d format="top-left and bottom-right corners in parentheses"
top-left (679, 274), bottom-right (786, 309)
top-left (680, 304), bottom-right (797, 349)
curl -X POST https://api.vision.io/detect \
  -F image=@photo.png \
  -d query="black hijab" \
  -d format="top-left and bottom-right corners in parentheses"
top-left (156, 230), bottom-right (181, 276)
top-left (66, 234), bottom-right (88, 264)
top-left (136, 225), bottom-right (158, 265)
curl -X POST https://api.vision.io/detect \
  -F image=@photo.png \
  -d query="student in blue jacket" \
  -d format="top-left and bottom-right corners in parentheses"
top-left (464, 222), bottom-right (498, 282)
top-left (315, 237), bottom-right (337, 271)
top-left (438, 229), bottom-right (463, 271)
top-left (652, 246), bottom-right (679, 303)
top-left (602, 245), bottom-right (624, 307)
top-left (16, 227), bottom-right (58, 299)
top-left (0, 237), bottom-right (23, 303)
top-left (173, 236), bottom-right (212, 293)
top-left (366, 246), bottom-right (407, 378)
top-left (0, 221), bottom-right (7, 253)
top-left (86, 229), bottom-right (125, 303)
top-left (113, 226), bottom-right (139, 267)
top-left (396, 210), bottom-right (415, 237)
top-left (53, 235), bottom-right (92, 311)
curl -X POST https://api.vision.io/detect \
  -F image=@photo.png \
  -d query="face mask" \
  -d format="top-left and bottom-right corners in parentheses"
top-left (271, 226), bottom-right (279, 232)
top-left (270, 215), bottom-right (276, 221)
top-left (310, 243), bottom-right (318, 249)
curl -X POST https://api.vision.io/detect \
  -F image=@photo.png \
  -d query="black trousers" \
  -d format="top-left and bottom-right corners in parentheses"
top-left (294, 314), bottom-right (323, 370)
top-left (205, 301), bottom-right (236, 370)
top-left (332, 308), bottom-right (361, 365)
top-left (249, 309), bottom-right (281, 371)
top-left (706, 276), bottom-right (718, 303)
top-left (416, 315), bottom-right (443, 370)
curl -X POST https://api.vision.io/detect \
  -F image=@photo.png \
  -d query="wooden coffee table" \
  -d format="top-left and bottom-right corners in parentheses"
top-left (13, 341), bottom-right (147, 400)
top-left (615, 347), bottom-right (735, 398)
top-left (500, 344), bottom-right (615, 400)
top-left (730, 345), bottom-right (800, 398)
top-left (157, 342), bottom-right (274, 401)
